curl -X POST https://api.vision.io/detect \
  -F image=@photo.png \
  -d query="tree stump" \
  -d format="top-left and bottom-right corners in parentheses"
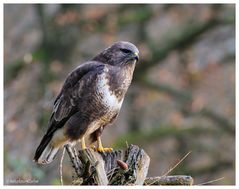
top-left (65, 144), bottom-right (193, 185)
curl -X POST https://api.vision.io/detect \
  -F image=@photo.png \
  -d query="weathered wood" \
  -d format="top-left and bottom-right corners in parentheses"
top-left (66, 144), bottom-right (192, 185)
top-left (109, 145), bottom-right (150, 185)
top-left (144, 175), bottom-right (194, 185)
top-left (78, 148), bottom-right (108, 185)
top-left (65, 145), bottom-right (82, 177)
top-left (68, 144), bottom-right (150, 185)
top-left (128, 145), bottom-right (150, 185)
top-left (100, 150), bottom-right (123, 173)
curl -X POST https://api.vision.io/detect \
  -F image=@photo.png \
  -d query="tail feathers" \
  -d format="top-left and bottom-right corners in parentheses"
top-left (36, 144), bottom-right (60, 164)
top-left (34, 133), bottom-right (59, 164)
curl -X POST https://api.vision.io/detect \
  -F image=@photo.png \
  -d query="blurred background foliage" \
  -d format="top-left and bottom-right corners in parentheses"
top-left (4, 4), bottom-right (235, 185)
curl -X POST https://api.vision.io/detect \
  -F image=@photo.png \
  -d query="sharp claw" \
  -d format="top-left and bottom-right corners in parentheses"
top-left (107, 148), bottom-right (113, 152)
top-left (97, 147), bottom-right (113, 152)
top-left (96, 137), bottom-right (113, 152)
top-left (90, 144), bottom-right (96, 150)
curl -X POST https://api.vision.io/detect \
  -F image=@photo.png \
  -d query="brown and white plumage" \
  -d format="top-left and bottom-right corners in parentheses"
top-left (34, 41), bottom-right (139, 164)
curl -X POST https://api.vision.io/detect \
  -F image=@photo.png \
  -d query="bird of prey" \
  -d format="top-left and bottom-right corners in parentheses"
top-left (34, 41), bottom-right (139, 164)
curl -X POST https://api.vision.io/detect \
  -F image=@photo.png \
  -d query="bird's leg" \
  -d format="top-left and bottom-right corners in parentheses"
top-left (90, 143), bottom-right (96, 150)
top-left (81, 137), bottom-right (86, 150)
top-left (96, 136), bottom-right (113, 152)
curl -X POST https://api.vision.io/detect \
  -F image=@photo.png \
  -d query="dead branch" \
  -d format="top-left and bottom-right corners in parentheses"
top-left (144, 175), bottom-right (193, 185)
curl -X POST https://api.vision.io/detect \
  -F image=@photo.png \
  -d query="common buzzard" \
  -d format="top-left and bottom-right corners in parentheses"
top-left (34, 41), bottom-right (139, 164)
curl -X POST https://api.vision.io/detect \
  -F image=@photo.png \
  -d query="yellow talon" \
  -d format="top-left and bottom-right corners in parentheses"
top-left (81, 137), bottom-right (86, 150)
top-left (90, 144), bottom-right (96, 150)
top-left (96, 136), bottom-right (113, 152)
top-left (97, 147), bottom-right (113, 152)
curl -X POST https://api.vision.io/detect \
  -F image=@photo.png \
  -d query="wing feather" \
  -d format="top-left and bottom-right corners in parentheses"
top-left (51, 61), bottom-right (105, 123)
top-left (54, 96), bottom-right (72, 121)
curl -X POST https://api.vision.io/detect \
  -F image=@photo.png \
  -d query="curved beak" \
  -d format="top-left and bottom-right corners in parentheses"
top-left (133, 52), bottom-right (139, 62)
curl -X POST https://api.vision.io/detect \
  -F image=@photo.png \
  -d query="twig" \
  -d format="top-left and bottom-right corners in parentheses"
top-left (125, 141), bottom-right (129, 148)
top-left (60, 147), bottom-right (66, 185)
top-left (197, 177), bottom-right (224, 185)
top-left (162, 151), bottom-right (191, 177)
top-left (65, 145), bottom-right (82, 177)
top-left (107, 167), bottom-right (117, 181)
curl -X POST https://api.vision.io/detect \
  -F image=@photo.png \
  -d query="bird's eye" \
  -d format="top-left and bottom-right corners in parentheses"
top-left (120, 48), bottom-right (132, 54)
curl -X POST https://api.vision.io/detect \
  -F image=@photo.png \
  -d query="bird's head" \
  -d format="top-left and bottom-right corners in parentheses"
top-left (93, 41), bottom-right (139, 66)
